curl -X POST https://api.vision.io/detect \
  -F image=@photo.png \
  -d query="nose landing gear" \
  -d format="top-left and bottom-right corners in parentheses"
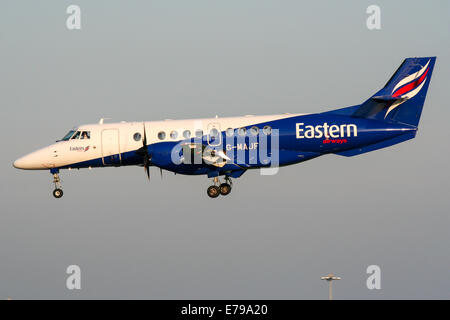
top-left (52, 171), bottom-right (63, 198)
top-left (207, 176), bottom-right (232, 198)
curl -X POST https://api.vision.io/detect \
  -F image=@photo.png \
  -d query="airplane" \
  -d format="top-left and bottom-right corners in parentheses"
top-left (13, 57), bottom-right (436, 198)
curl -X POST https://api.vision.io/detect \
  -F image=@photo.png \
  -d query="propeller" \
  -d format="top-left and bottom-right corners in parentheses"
top-left (136, 123), bottom-right (151, 180)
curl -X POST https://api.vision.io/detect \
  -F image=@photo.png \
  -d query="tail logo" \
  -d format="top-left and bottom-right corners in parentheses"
top-left (385, 59), bottom-right (430, 118)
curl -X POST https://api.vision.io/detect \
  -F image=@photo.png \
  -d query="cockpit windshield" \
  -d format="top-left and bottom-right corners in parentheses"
top-left (61, 130), bottom-right (76, 141)
top-left (59, 129), bottom-right (91, 141)
top-left (80, 131), bottom-right (90, 139)
top-left (71, 131), bottom-right (81, 139)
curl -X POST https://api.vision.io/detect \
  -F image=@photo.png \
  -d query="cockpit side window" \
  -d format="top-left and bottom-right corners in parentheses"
top-left (80, 131), bottom-right (90, 139)
top-left (61, 130), bottom-right (76, 141)
top-left (71, 131), bottom-right (81, 139)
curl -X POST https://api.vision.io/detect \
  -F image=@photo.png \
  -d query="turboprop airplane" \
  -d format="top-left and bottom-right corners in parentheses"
top-left (13, 57), bottom-right (436, 198)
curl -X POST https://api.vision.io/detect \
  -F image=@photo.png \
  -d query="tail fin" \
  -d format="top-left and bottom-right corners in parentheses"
top-left (353, 57), bottom-right (436, 127)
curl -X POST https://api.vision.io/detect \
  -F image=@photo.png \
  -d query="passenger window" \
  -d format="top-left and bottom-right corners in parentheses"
top-left (226, 128), bottom-right (234, 137)
top-left (158, 131), bottom-right (166, 140)
top-left (195, 130), bottom-right (203, 138)
top-left (263, 125), bottom-right (272, 135)
top-left (209, 128), bottom-right (220, 138)
top-left (133, 132), bottom-right (142, 141)
top-left (183, 130), bottom-right (191, 139)
top-left (71, 131), bottom-right (81, 139)
top-left (250, 126), bottom-right (259, 136)
top-left (170, 131), bottom-right (178, 139)
top-left (80, 131), bottom-right (90, 139)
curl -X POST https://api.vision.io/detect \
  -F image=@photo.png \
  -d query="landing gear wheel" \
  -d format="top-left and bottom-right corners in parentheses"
top-left (53, 188), bottom-right (63, 199)
top-left (219, 183), bottom-right (232, 196)
top-left (207, 185), bottom-right (220, 198)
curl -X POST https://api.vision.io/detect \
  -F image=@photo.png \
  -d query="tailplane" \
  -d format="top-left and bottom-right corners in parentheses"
top-left (352, 57), bottom-right (436, 127)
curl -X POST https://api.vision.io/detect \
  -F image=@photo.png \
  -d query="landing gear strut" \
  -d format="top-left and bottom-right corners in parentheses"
top-left (52, 172), bottom-right (63, 198)
top-left (207, 176), bottom-right (232, 198)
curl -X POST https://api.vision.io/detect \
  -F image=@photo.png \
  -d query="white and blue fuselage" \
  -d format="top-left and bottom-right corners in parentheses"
top-left (12, 112), bottom-right (416, 174)
top-left (13, 57), bottom-right (436, 198)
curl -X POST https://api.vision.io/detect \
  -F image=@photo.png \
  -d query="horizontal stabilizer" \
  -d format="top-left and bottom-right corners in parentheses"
top-left (371, 95), bottom-right (404, 102)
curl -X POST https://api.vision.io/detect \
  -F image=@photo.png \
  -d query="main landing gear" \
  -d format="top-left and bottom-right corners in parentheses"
top-left (207, 177), bottom-right (232, 198)
top-left (52, 172), bottom-right (63, 199)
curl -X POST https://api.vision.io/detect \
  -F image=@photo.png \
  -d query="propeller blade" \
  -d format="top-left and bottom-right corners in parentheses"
top-left (142, 123), bottom-right (150, 180)
top-left (142, 122), bottom-right (147, 148)
top-left (145, 164), bottom-right (150, 180)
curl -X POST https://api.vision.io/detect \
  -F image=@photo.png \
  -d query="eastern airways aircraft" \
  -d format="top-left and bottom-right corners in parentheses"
top-left (13, 57), bottom-right (436, 198)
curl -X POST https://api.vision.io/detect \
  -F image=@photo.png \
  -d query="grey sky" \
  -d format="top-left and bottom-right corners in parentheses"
top-left (0, 0), bottom-right (449, 299)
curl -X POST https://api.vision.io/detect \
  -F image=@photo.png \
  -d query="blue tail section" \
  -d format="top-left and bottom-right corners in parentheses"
top-left (352, 57), bottom-right (436, 127)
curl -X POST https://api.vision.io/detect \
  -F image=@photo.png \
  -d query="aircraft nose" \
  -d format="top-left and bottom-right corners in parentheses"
top-left (13, 148), bottom-right (51, 170)
top-left (13, 154), bottom-right (36, 169)
top-left (13, 157), bottom-right (26, 169)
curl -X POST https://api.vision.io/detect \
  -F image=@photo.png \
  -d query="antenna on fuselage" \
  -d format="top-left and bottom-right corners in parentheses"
top-left (98, 118), bottom-right (111, 124)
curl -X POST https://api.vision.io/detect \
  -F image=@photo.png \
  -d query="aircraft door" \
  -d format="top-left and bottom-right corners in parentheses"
top-left (101, 129), bottom-right (121, 166)
top-left (207, 123), bottom-right (222, 147)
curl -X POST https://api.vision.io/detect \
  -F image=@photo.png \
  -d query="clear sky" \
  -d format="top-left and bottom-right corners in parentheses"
top-left (1, 0), bottom-right (449, 299)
